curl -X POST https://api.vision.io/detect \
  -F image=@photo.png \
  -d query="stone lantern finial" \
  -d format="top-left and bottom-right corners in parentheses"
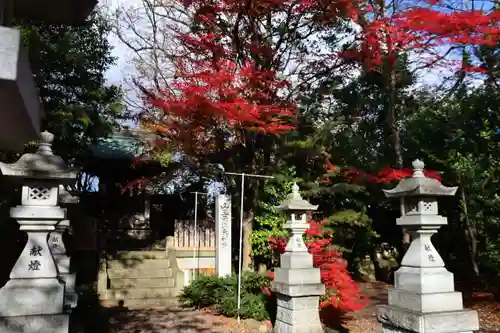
top-left (38, 130), bottom-right (55, 155)
top-left (276, 182), bottom-right (318, 213)
top-left (376, 158), bottom-right (479, 333)
top-left (412, 159), bottom-right (425, 178)
top-left (0, 130), bottom-right (78, 181)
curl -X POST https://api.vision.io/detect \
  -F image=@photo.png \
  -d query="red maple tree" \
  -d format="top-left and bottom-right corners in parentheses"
top-left (143, 58), bottom-right (295, 157)
top-left (336, 1), bottom-right (500, 74)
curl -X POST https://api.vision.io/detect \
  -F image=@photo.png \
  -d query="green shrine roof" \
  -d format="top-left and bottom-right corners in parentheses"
top-left (90, 129), bottom-right (155, 160)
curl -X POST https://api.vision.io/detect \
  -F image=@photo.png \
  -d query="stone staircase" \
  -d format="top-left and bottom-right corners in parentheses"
top-left (99, 250), bottom-right (184, 309)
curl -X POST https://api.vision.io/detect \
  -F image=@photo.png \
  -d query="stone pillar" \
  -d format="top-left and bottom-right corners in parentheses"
top-left (215, 194), bottom-right (232, 277)
top-left (272, 183), bottom-right (324, 333)
top-left (377, 160), bottom-right (479, 333)
top-left (0, 131), bottom-right (78, 333)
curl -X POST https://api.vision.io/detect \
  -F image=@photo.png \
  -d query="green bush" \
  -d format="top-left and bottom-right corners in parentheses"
top-left (179, 272), bottom-right (273, 321)
top-left (178, 275), bottom-right (226, 307)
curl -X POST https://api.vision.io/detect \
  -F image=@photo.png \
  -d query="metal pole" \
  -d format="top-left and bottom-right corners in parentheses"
top-left (224, 172), bottom-right (274, 323)
top-left (236, 173), bottom-right (245, 322)
top-left (193, 191), bottom-right (198, 281)
top-left (189, 191), bottom-right (208, 282)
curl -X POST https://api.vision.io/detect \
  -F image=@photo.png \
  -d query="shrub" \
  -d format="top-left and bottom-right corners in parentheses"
top-left (179, 271), bottom-right (274, 321)
top-left (218, 292), bottom-right (270, 320)
top-left (178, 275), bottom-right (225, 308)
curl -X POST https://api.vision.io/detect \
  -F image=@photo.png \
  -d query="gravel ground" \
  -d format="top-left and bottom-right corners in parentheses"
top-left (104, 282), bottom-right (500, 333)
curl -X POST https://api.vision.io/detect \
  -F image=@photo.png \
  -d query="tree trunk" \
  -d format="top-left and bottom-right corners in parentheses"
top-left (459, 181), bottom-right (479, 277)
top-left (386, 59), bottom-right (409, 256)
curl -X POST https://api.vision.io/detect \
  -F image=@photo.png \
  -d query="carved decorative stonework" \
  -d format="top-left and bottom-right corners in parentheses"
top-left (272, 183), bottom-right (324, 333)
top-left (377, 159), bottom-right (479, 333)
top-left (0, 131), bottom-right (78, 333)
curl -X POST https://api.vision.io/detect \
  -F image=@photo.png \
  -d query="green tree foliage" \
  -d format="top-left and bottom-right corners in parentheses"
top-left (403, 88), bottom-right (500, 289)
top-left (17, 8), bottom-right (126, 169)
top-left (250, 168), bottom-right (299, 269)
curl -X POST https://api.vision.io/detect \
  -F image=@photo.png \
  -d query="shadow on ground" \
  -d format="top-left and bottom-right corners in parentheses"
top-left (72, 296), bottom-right (231, 333)
top-left (106, 307), bottom-right (231, 333)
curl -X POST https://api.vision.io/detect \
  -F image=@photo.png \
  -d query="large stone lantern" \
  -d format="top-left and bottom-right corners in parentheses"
top-left (0, 131), bottom-right (78, 333)
top-left (377, 160), bottom-right (479, 333)
top-left (272, 183), bottom-right (324, 333)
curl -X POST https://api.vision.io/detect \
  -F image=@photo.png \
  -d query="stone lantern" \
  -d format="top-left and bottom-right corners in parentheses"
top-left (0, 131), bottom-right (78, 333)
top-left (377, 160), bottom-right (479, 333)
top-left (49, 185), bottom-right (80, 309)
top-left (272, 183), bottom-right (324, 333)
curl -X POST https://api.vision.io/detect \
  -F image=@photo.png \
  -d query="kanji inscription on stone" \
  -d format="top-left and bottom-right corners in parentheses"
top-left (29, 245), bottom-right (43, 256)
top-left (220, 200), bottom-right (231, 248)
top-left (28, 260), bottom-right (41, 271)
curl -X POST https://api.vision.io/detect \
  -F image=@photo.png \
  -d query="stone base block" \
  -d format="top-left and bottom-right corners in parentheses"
top-left (395, 267), bottom-right (455, 294)
top-left (0, 278), bottom-right (65, 316)
top-left (277, 295), bottom-right (319, 311)
top-left (275, 304), bottom-right (323, 333)
top-left (280, 252), bottom-right (313, 269)
top-left (274, 267), bottom-right (321, 285)
top-left (274, 320), bottom-right (324, 333)
top-left (377, 305), bottom-right (479, 333)
top-left (380, 323), bottom-right (473, 333)
top-left (0, 313), bottom-right (69, 333)
top-left (272, 282), bottom-right (324, 297)
top-left (388, 289), bottom-right (464, 313)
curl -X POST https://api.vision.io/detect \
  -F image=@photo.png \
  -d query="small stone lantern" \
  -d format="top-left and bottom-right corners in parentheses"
top-left (0, 131), bottom-right (78, 333)
top-left (377, 160), bottom-right (479, 333)
top-left (272, 183), bottom-right (324, 333)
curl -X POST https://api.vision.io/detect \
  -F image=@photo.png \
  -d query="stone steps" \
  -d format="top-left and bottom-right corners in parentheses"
top-left (101, 297), bottom-right (178, 309)
top-left (114, 251), bottom-right (167, 260)
top-left (100, 250), bottom-right (183, 310)
top-left (106, 258), bottom-right (171, 270)
top-left (108, 288), bottom-right (176, 299)
top-left (109, 277), bottom-right (175, 289)
top-left (107, 267), bottom-right (174, 279)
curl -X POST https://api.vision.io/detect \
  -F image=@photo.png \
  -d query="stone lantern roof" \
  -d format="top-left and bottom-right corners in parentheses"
top-left (276, 183), bottom-right (318, 212)
top-left (0, 131), bottom-right (78, 182)
top-left (383, 159), bottom-right (457, 198)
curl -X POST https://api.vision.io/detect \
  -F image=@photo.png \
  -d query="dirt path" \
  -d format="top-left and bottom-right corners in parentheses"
top-left (106, 307), bottom-right (270, 333)
top-left (103, 282), bottom-right (500, 333)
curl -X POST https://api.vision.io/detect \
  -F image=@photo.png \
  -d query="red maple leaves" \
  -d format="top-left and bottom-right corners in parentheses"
top-left (322, 160), bottom-right (442, 185)
top-left (348, 3), bottom-right (500, 72)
